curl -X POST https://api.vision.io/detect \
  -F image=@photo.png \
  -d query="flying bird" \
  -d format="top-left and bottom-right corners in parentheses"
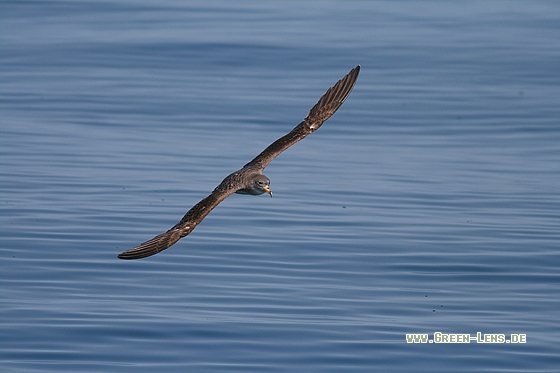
top-left (118, 65), bottom-right (360, 260)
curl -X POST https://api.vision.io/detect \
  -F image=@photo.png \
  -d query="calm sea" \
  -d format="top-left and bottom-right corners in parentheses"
top-left (1, 1), bottom-right (559, 372)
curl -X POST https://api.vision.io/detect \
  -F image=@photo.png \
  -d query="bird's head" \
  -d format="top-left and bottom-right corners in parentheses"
top-left (235, 173), bottom-right (272, 197)
top-left (254, 174), bottom-right (272, 197)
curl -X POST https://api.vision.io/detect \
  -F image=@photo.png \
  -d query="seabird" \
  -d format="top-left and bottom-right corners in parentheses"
top-left (118, 65), bottom-right (360, 259)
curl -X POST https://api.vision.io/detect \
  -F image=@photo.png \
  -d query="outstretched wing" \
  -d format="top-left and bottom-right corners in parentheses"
top-left (117, 187), bottom-right (235, 259)
top-left (243, 65), bottom-right (360, 171)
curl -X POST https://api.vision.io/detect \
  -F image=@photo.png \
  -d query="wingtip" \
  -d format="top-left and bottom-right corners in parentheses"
top-left (345, 65), bottom-right (361, 96)
top-left (349, 65), bottom-right (360, 77)
top-left (348, 65), bottom-right (361, 86)
top-left (117, 252), bottom-right (136, 260)
top-left (117, 247), bottom-right (161, 260)
top-left (117, 229), bottom-right (180, 260)
top-left (117, 249), bottom-right (148, 260)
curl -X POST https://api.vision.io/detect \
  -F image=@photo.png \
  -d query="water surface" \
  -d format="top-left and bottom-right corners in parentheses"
top-left (2, 1), bottom-right (560, 372)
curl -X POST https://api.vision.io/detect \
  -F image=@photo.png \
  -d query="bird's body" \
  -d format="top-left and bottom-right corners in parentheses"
top-left (118, 65), bottom-right (360, 260)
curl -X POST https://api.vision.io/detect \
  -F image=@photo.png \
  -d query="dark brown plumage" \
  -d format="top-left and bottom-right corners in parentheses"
top-left (118, 65), bottom-right (360, 260)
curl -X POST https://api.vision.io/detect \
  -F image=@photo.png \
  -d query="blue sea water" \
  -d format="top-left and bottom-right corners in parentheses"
top-left (1, 1), bottom-right (560, 372)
